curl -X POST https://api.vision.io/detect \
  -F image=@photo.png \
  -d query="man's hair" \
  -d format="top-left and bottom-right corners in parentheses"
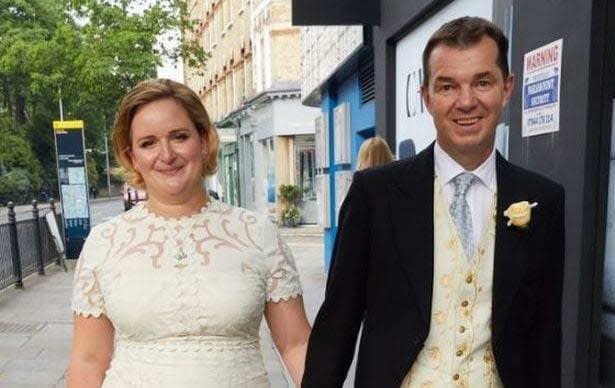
top-left (112, 78), bottom-right (219, 188)
top-left (422, 16), bottom-right (509, 87)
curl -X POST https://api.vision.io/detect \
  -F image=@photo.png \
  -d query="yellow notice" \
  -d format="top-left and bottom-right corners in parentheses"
top-left (53, 120), bottom-right (84, 130)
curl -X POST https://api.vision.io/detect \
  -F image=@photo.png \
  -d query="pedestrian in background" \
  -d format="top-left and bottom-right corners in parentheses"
top-left (303, 16), bottom-right (564, 388)
top-left (68, 79), bottom-right (311, 387)
top-left (356, 136), bottom-right (394, 171)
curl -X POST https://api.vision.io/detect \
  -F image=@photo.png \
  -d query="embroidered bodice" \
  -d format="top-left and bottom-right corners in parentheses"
top-left (71, 200), bottom-right (302, 387)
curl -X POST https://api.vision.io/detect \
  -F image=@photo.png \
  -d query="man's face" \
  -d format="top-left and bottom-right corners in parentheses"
top-left (421, 36), bottom-right (513, 169)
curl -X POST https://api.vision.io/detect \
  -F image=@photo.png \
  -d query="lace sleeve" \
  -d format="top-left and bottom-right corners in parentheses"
top-left (71, 225), bottom-right (107, 317)
top-left (263, 221), bottom-right (303, 302)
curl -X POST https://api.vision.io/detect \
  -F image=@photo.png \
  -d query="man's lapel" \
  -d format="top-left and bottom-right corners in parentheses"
top-left (492, 154), bottom-right (531, 342)
top-left (389, 145), bottom-right (435, 327)
top-left (386, 148), bottom-right (532, 336)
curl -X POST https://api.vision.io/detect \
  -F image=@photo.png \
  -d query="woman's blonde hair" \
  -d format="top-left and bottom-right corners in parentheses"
top-left (356, 136), bottom-right (394, 171)
top-left (112, 78), bottom-right (219, 188)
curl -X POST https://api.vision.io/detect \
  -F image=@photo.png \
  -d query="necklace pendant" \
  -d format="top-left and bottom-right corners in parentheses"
top-left (173, 251), bottom-right (187, 261)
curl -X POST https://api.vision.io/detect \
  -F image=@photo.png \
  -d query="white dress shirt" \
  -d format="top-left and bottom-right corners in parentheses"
top-left (434, 142), bottom-right (497, 252)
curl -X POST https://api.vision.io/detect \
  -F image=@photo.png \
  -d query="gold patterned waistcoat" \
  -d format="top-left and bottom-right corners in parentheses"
top-left (401, 178), bottom-right (503, 388)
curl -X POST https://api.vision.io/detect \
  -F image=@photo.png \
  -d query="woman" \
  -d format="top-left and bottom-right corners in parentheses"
top-left (68, 79), bottom-right (311, 387)
top-left (356, 136), bottom-right (394, 171)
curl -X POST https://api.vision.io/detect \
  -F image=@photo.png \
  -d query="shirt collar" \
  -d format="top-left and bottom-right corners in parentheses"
top-left (434, 142), bottom-right (497, 192)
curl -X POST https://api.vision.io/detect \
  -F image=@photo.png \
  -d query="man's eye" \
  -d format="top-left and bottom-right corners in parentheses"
top-left (476, 80), bottom-right (492, 88)
top-left (438, 84), bottom-right (454, 92)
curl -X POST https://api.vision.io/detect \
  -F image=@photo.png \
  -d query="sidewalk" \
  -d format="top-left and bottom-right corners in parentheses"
top-left (0, 263), bottom-right (72, 388)
top-left (0, 226), bottom-right (336, 388)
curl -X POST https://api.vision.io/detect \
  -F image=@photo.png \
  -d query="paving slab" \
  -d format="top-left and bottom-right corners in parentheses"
top-left (0, 228), bottom-right (352, 387)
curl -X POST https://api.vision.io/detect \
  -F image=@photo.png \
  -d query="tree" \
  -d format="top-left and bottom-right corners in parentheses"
top-left (0, 0), bottom-right (210, 195)
top-left (0, 168), bottom-right (33, 204)
top-left (0, 122), bottom-right (42, 202)
top-left (0, 0), bottom-right (66, 124)
top-left (86, 152), bottom-right (99, 188)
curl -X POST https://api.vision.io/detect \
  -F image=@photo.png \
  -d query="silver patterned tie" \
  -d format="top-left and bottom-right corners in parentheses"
top-left (450, 172), bottom-right (476, 260)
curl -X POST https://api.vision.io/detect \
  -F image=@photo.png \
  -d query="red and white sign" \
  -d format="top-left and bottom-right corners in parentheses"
top-left (522, 39), bottom-right (563, 137)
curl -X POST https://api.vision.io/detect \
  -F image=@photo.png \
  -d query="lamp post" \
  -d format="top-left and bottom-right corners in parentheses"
top-left (104, 127), bottom-right (111, 198)
top-left (58, 86), bottom-right (64, 121)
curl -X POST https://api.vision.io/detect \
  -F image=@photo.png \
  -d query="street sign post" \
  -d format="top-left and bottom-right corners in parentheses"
top-left (52, 120), bottom-right (91, 259)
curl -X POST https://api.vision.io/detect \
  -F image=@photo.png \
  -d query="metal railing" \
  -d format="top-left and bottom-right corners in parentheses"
top-left (0, 199), bottom-right (65, 291)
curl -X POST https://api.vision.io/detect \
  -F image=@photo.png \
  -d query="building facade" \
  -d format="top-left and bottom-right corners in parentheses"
top-left (186, 0), bottom-right (255, 121)
top-left (301, 25), bottom-right (375, 268)
top-left (187, 0), bottom-right (320, 221)
top-left (294, 0), bottom-right (615, 386)
top-left (185, 0), bottom-right (254, 206)
top-left (237, 0), bottom-right (320, 220)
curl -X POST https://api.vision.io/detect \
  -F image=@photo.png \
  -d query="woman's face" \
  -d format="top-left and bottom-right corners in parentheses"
top-left (129, 98), bottom-right (207, 203)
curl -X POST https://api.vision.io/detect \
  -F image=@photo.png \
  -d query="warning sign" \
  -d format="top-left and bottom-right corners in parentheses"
top-left (522, 39), bottom-right (563, 137)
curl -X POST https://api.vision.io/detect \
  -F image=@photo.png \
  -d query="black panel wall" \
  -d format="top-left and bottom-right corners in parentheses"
top-left (509, 1), bottom-right (612, 387)
top-left (292, 0), bottom-right (380, 25)
top-left (293, 0), bottom-right (613, 385)
top-left (371, 0), bottom-right (613, 386)
top-left (373, 0), bottom-right (442, 148)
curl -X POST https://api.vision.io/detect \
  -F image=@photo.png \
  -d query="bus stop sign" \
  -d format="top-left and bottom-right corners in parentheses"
top-left (53, 120), bottom-right (91, 259)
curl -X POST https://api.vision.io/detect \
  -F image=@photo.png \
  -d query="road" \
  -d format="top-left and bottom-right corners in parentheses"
top-left (88, 197), bottom-right (124, 226)
top-left (0, 197), bottom-right (124, 225)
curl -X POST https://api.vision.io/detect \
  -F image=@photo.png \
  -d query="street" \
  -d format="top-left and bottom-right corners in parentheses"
top-left (0, 200), bottom-right (337, 387)
top-left (0, 197), bottom-right (122, 224)
top-left (87, 198), bottom-right (124, 226)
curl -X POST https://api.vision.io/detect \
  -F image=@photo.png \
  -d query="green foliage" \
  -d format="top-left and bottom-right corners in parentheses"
top-left (0, 124), bottom-right (42, 193)
top-left (86, 153), bottom-right (98, 187)
top-left (280, 205), bottom-right (301, 227)
top-left (278, 184), bottom-right (302, 227)
top-left (0, 168), bottom-right (33, 204)
top-left (0, 0), bottom-right (210, 194)
top-left (109, 166), bottom-right (127, 183)
top-left (278, 184), bottom-right (302, 206)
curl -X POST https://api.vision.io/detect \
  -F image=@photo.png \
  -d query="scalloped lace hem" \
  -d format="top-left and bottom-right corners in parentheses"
top-left (72, 308), bottom-right (105, 318)
top-left (266, 290), bottom-right (303, 303)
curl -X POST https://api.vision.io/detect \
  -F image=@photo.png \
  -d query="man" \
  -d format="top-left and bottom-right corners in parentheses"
top-left (303, 17), bottom-right (564, 388)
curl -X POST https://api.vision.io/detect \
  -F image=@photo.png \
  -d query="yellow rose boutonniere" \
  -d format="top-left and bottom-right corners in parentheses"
top-left (503, 201), bottom-right (538, 228)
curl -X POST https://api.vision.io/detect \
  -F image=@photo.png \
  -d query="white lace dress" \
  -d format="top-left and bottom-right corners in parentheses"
top-left (71, 200), bottom-right (302, 387)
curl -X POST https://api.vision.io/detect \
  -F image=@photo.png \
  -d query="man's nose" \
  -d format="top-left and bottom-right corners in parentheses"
top-left (456, 86), bottom-right (477, 110)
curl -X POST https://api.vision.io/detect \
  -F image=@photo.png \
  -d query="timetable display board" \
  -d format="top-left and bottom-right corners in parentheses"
top-left (53, 120), bottom-right (90, 259)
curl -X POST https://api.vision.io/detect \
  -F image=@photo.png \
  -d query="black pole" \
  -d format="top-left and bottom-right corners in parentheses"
top-left (32, 200), bottom-right (45, 275)
top-left (7, 202), bottom-right (23, 289)
top-left (49, 198), bottom-right (67, 271)
top-left (127, 188), bottom-right (133, 210)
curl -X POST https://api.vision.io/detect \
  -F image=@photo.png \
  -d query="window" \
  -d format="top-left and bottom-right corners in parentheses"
top-left (217, 4), bottom-right (224, 38)
top-left (232, 0), bottom-right (240, 17)
top-left (226, 69), bottom-right (233, 112)
top-left (212, 11), bottom-right (218, 47)
top-left (295, 136), bottom-right (316, 200)
top-left (224, 0), bottom-right (232, 28)
top-left (259, 36), bottom-right (266, 91)
top-left (211, 85), bottom-right (218, 120)
top-left (601, 98), bottom-right (615, 387)
top-left (244, 56), bottom-right (253, 97)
